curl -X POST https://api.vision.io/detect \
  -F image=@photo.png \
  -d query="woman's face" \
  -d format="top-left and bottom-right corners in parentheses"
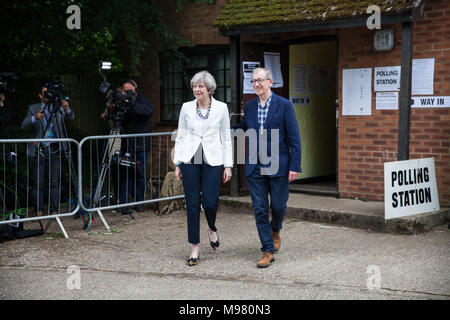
top-left (192, 81), bottom-right (210, 100)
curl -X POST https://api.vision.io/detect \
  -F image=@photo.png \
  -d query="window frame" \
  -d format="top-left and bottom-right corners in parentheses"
top-left (159, 45), bottom-right (230, 125)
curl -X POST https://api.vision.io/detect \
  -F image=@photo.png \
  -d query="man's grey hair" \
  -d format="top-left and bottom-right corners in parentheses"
top-left (252, 67), bottom-right (273, 80)
top-left (190, 70), bottom-right (217, 95)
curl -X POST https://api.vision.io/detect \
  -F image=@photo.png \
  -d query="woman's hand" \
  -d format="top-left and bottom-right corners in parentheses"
top-left (175, 166), bottom-right (182, 181)
top-left (223, 167), bottom-right (232, 184)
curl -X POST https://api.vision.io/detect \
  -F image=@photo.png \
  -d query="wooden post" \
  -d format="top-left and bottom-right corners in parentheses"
top-left (398, 21), bottom-right (413, 161)
top-left (230, 35), bottom-right (241, 197)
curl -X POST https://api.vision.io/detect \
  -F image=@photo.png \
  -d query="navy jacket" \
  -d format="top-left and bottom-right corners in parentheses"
top-left (233, 93), bottom-right (301, 177)
top-left (121, 92), bottom-right (153, 153)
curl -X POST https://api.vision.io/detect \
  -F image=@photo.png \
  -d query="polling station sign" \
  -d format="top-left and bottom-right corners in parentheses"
top-left (384, 158), bottom-right (440, 219)
top-left (374, 66), bottom-right (401, 91)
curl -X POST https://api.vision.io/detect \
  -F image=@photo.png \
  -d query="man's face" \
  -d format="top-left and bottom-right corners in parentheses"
top-left (39, 87), bottom-right (49, 104)
top-left (122, 82), bottom-right (136, 95)
top-left (252, 70), bottom-right (273, 98)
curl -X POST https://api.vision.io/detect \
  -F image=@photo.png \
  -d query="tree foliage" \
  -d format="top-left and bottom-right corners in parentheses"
top-left (0, 0), bottom-right (191, 77)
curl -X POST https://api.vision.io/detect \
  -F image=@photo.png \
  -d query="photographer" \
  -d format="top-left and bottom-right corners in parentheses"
top-left (21, 84), bottom-right (75, 216)
top-left (118, 80), bottom-right (153, 214)
top-left (0, 93), bottom-right (11, 133)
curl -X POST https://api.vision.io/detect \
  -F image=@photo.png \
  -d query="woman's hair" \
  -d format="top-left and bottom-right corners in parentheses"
top-left (190, 70), bottom-right (217, 95)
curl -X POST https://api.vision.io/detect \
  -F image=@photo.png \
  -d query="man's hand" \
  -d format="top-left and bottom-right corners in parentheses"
top-left (288, 171), bottom-right (299, 182)
top-left (61, 99), bottom-right (70, 111)
top-left (35, 109), bottom-right (45, 120)
top-left (0, 93), bottom-right (5, 107)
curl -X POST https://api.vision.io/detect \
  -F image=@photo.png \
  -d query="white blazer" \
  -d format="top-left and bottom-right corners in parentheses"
top-left (174, 97), bottom-right (233, 167)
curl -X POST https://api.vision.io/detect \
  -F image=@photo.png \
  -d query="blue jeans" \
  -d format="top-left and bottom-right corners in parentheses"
top-left (180, 157), bottom-right (222, 244)
top-left (119, 151), bottom-right (148, 205)
top-left (246, 166), bottom-right (289, 253)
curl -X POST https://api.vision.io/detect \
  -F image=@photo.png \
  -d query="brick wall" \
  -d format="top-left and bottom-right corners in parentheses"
top-left (139, 0), bottom-right (230, 177)
top-left (338, 0), bottom-right (450, 206)
top-left (138, 0), bottom-right (450, 205)
top-left (410, 0), bottom-right (450, 206)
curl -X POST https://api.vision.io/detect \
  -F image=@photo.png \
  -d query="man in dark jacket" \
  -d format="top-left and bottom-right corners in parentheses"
top-left (0, 93), bottom-right (11, 136)
top-left (118, 80), bottom-right (153, 214)
top-left (21, 84), bottom-right (75, 216)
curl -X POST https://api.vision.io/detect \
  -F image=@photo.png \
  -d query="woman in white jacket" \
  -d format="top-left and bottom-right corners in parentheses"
top-left (173, 70), bottom-right (233, 266)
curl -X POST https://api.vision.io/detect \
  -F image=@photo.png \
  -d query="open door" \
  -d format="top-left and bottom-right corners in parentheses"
top-left (288, 40), bottom-right (338, 195)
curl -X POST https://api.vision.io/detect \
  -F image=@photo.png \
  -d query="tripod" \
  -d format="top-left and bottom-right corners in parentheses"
top-left (36, 100), bottom-right (79, 234)
top-left (86, 120), bottom-right (135, 231)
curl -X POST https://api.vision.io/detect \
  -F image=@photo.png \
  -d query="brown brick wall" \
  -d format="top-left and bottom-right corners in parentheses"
top-left (160, 0), bottom-right (229, 46)
top-left (338, 0), bottom-right (450, 206)
top-left (138, 0), bottom-right (449, 205)
top-left (139, 1), bottom-right (230, 178)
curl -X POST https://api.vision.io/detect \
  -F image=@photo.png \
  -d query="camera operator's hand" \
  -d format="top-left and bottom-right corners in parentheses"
top-left (61, 99), bottom-right (70, 111)
top-left (0, 93), bottom-right (5, 107)
top-left (35, 109), bottom-right (45, 120)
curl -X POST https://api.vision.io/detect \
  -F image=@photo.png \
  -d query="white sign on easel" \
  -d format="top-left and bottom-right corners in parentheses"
top-left (384, 158), bottom-right (440, 219)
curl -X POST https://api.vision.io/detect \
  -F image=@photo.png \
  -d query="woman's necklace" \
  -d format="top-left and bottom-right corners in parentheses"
top-left (196, 98), bottom-right (211, 119)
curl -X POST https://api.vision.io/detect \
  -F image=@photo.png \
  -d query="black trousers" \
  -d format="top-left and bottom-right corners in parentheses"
top-left (180, 152), bottom-right (222, 244)
top-left (31, 144), bottom-right (61, 214)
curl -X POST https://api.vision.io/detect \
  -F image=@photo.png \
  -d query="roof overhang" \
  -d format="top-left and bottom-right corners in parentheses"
top-left (217, 1), bottom-right (424, 37)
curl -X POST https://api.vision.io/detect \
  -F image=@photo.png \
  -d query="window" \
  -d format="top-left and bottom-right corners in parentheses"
top-left (160, 46), bottom-right (231, 122)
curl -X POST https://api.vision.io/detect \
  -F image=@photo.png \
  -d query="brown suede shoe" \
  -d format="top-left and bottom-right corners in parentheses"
top-left (272, 230), bottom-right (281, 252)
top-left (257, 252), bottom-right (275, 268)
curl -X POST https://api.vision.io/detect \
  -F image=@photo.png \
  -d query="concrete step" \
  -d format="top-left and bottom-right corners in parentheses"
top-left (220, 193), bottom-right (450, 235)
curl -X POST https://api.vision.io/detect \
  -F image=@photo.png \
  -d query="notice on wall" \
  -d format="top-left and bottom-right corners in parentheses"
top-left (412, 96), bottom-right (450, 108)
top-left (291, 96), bottom-right (311, 106)
top-left (264, 52), bottom-right (283, 88)
top-left (376, 92), bottom-right (398, 110)
top-left (412, 58), bottom-right (434, 95)
top-left (293, 64), bottom-right (306, 95)
top-left (374, 66), bottom-right (401, 91)
top-left (384, 158), bottom-right (440, 219)
top-left (342, 68), bottom-right (372, 116)
top-left (243, 61), bottom-right (260, 94)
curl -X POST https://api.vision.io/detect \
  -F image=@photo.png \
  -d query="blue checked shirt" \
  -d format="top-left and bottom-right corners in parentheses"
top-left (257, 93), bottom-right (272, 133)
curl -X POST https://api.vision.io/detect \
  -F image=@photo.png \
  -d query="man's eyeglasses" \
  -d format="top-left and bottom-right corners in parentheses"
top-left (250, 78), bottom-right (270, 85)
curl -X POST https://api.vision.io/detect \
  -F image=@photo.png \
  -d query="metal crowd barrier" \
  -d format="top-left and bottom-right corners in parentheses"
top-left (1, 132), bottom-right (186, 238)
top-left (0, 138), bottom-right (80, 238)
top-left (78, 131), bottom-right (185, 231)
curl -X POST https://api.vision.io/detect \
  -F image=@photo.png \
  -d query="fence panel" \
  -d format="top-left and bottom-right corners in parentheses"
top-left (0, 138), bottom-right (80, 238)
top-left (78, 132), bottom-right (184, 230)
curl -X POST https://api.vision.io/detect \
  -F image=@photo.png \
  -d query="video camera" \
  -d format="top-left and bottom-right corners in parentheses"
top-left (44, 80), bottom-right (71, 105)
top-left (109, 89), bottom-right (134, 112)
top-left (99, 61), bottom-right (134, 127)
top-left (0, 72), bottom-right (19, 93)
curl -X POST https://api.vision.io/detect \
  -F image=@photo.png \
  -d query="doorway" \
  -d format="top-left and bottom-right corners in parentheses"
top-left (288, 40), bottom-right (338, 196)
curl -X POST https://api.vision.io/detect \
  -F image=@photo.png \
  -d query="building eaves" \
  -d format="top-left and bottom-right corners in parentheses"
top-left (214, 0), bottom-right (423, 33)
